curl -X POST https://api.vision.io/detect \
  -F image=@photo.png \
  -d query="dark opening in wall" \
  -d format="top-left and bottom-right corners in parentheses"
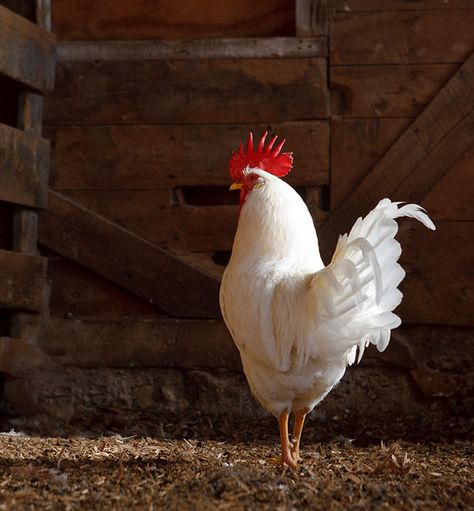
top-left (0, 74), bottom-right (20, 127)
top-left (172, 186), bottom-right (238, 206)
top-left (0, 0), bottom-right (36, 21)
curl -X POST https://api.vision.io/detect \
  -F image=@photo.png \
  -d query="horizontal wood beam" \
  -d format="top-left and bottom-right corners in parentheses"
top-left (0, 123), bottom-right (49, 208)
top-left (39, 191), bottom-right (221, 318)
top-left (57, 37), bottom-right (326, 61)
top-left (44, 58), bottom-right (328, 125)
top-left (48, 122), bottom-right (329, 190)
top-left (0, 248), bottom-right (47, 311)
top-left (0, 4), bottom-right (55, 91)
top-left (331, 9), bottom-right (474, 65)
top-left (334, 0), bottom-right (474, 12)
top-left (39, 317), bottom-right (240, 370)
top-left (320, 52), bottom-right (474, 260)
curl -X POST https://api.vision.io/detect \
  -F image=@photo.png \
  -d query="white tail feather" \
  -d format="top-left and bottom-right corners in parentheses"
top-left (310, 199), bottom-right (435, 364)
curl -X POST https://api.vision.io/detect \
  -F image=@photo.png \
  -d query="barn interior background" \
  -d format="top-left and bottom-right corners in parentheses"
top-left (0, 0), bottom-right (473, 434)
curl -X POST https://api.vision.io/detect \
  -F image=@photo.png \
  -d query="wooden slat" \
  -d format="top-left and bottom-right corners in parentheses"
top-left (0, 248), bottom-right (46, 311)
top-left (331, 10), bottom-right (474, 65)
top-left (320, 52), bottom-right (474, 259)
top-left (0, 4), bottom-right (55, 91)
top-left (39, 317), bottom-right (240, 370)
top-left (62, 190), bottom-right (172, 247)
top-left (331, 118), bottom-right (411, 209)
top-left (58, 38), bottom-right (326, 61)
top-left (334, 0), bottom-right (474, 12)
top-left (398, 221), bottom-right (474, 325)
top-left (331, 118), bottom-right (474, 220)
top-left (52, 0), bottom-right (295, 40)
top-left (44, 58), bottom-right (328, 125)
top-left (39, 191), bottom-right (221, 318)
top-left (49, 122), bottom-right (330, 190)
top-left (331, 64), bottom-right (456, 118)
top-left (0, 123), bottom-right (49, 208)
top-left (296, 0), bottom-right (328, 37)
top-left (422, 146), bottom-right (474, 220)
top-left (46, 254), bottom-right (159, 317)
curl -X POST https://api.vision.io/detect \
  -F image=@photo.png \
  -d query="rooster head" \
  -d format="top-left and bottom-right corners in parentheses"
top-left (228, 132), bottom-right (293, 209)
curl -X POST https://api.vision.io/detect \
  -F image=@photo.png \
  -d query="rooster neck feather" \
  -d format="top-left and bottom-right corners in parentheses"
top-left (228, 168), bottom-right (324, 272)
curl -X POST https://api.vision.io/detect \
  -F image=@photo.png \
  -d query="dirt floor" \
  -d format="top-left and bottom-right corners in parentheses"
top-left (0, 416), bottom-right (472, 510)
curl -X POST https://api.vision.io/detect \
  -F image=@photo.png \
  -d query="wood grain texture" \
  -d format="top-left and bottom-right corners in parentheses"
top-left (58, 188), bottom-right (326, 254)
top-left (0, 248), bottom-right (47, 311)
top-left (331, 64), bottom-right (457, 118)
top-left (331, 10), bottom-right (474, 65)
top-left (334, 0), bottom-right (474, 12)
top-left (321, 52), bottom-right (474, 259)
top-left (46, 254), bottom-right (159, 318)
top-left (331, 118), bottom-right (474, 220)
top-left (331, 118), bottom-right (411, 209)
top-left (57, 38), bottom-right (326, 61)
top-left (39, 317), bottom-right (240, 371)
top-left (398, 221), bottom-right (474, 325)
top-left (52, 0), bottom-right (295, 40)
top-left (49, 122), bottom-right (330, 190)
top-left (39, 191), bottom-right (221, 318)
top-left (44, 59), bottom-right (328, 125)
top-left (0, 123), bottom-right (49, 208)
top-left (296, 0), bottom-right (328, 37)
top-left (0, 4), bottom-right (55, 91)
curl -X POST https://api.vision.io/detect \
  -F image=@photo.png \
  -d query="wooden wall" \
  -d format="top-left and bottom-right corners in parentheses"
top-left (41, 1), bottom-right (474, 327)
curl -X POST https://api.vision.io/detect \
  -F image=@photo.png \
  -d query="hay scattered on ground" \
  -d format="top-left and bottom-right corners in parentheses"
top-left (0, 429), bottom-right (472, 510)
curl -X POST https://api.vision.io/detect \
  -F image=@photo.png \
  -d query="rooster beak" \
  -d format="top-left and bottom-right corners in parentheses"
top-left (229, 183), bottom-right (243, 191)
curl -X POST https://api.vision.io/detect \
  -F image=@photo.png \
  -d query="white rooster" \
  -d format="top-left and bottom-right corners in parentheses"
top-left (220, 132), bottom-right (435, 467)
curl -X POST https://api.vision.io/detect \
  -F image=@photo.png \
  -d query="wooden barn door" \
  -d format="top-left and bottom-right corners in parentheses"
top-left (0, 0), bottom-right (55, 411)
top-left (34, 0), bottom-right (474, 375)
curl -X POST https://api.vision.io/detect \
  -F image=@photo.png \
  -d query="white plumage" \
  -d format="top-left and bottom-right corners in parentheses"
top-left (220, 164), bottom-right (435, 466)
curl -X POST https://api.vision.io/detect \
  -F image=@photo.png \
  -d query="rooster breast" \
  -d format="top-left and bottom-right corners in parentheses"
top-left (220, 169), bottom-right (343, 417)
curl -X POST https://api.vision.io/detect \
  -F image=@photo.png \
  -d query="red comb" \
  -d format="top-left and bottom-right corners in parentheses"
top-left (229, 132), bottom-right (293, 182)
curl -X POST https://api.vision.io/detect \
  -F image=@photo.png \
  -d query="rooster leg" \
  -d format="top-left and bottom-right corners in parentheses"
top-left (290, 408), bottom-right (309, 463)
top-left (278, 410), bottom-right (297, 468)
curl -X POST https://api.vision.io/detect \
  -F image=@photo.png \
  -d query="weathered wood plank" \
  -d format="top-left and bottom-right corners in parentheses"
top-left (46, 253), bottom-right (159, 318)
top-left (331, 118), bottom-right (411, 209)
top-left (331, 119), bottom-right (474, 221)
top-left (170, 206), bottom-right (238, 254)
top-left (62, 190), bottom-right (172, 247)
top-left (44, 59), bottom-right (328, 125)
top-left (296, 0), bottom-right (328, 37)
top-left (0, 4), bottom-right (55, 91)
top-left (39, 317), bottom-right (240, 370)
top-left (0, 248), bottom-right (47, 311)
top-left (331, 64), bottom-right (457, 118)
top-left (321, 52), bottom-right (474, 259)
top-left (49, 122), bottom-right (330, 190)
top-left (422, 146), bottom-right (474, 220)
top-left (334, 0), bottom-right (474, 12)
top-left (0, 123), bottom-right (49, 208)
top-left (331, 118), bottom-right (474, 220)
top-left (39, 191), bottom-right (221, 318)
top-left (331, 10), bottom-right (474, 65)
top-left (398, 221), bottom-right (474, 325)
top-left (57, 38), bottom-right (326, 61)
top-left (56, 188), bottom-right (327, 254)
top-left (52, 0), bottom-right (295, 40)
